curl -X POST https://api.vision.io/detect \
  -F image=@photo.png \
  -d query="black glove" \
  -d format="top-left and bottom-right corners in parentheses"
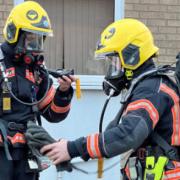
top-left (25, 121), bottom-right (72, 172)
top-left (25, 121), bottom-right (56, 148)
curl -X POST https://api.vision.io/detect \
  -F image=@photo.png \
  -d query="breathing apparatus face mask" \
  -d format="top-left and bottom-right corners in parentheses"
top-left (102, 54), bottom-right (129, 96)
top-left (14, 30), bottom-right (45, 65)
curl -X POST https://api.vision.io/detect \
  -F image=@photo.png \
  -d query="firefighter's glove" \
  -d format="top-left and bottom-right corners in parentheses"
top-left (25, 121), bottom-right (56, 149)
top-left (25, 121), bottom-right (73, 172)
top-left (24, 121), bottom-right (55, 172)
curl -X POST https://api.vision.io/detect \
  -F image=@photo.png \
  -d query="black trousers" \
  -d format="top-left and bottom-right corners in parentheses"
top-left (0, 148), bottom-right (38, 180)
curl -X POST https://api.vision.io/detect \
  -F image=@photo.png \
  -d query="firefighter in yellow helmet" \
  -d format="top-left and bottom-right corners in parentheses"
top-left (0, 1), bottom-right (75, 180)
top-left (41, 19), bottom-right (180, 179)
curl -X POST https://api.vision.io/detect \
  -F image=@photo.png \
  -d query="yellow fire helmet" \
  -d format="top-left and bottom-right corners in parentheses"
top-left (3, 1), bottom-right (53, 44)
top-left (95, 18), bottom-right (159, 71)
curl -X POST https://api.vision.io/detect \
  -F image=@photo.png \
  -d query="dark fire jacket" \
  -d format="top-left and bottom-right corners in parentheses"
top-left (68, 65), bottom-right (180, 163)
top-left (0, 43), bottom-right (73, 159)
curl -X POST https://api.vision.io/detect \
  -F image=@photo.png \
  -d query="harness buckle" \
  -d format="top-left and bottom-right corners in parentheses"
top-left (166, 148), bottom-right (179, 161)
top-left (8, 122), bottom-right (26, 132)
top-left (137, 148), bottom-right (146, 160)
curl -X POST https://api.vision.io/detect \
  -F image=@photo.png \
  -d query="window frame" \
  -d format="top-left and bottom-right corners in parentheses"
top-left (13, 0), bottom-right (124, 89)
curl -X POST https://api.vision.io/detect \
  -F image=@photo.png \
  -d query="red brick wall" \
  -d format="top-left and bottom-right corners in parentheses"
top-left (125, 0), bottom-right (180, 65)
top-left (0, 0), bottom-right (13, 42)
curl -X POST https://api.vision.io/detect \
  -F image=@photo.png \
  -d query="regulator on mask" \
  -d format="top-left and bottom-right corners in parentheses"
top-left (103, 71), bottom-right (128, 97)
top-left (99, 53), bottom-right (129, 96)
top-left (14, 30), bottom-right (45, 65)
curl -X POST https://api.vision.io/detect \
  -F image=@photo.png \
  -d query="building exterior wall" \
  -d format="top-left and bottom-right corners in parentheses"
top-left (0, 0), bottom-right (13, 43)
top-left (0, 1), bottom-right (179, 179)
top-left (125, 0), bottom-right (180, 65)
top-left (1, 1), bottom-right (180, 66)
top-left (35, 0), bottom-right (114, 75)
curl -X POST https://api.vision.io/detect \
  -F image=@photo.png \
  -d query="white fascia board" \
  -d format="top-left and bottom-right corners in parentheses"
top-left (53, 75), bottom-right (104, 90)
top-left (115, 0), bottom-right (124, 20)
top-left (14, 0), bottom-right (24, 6)
top-left (75, 75), bottom-right (104, 90)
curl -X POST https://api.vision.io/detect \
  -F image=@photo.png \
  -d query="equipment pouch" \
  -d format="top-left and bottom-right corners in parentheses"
top-left (27, 157), bottom-right (39, 172)
top-left (126, 157), bottom-right (143, 180)
top-left (144, 156), bottom-right (168, 180)
top-left (26, 149), bottom-right (51, 173)
top-left (2, 82), bottom-right (11, 113)
top-left (26, 153), bottom-right (40, 173)
top-left (129, 157), bottom-right (138, 179)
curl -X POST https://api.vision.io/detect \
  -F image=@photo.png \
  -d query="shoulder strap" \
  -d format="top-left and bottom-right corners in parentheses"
top-left (150, 132), bottom-right (179, 160)
top-left (121, 68), bottom-right (159, 103)
top-left (0, 120), bottom-right (12, 160)
top-left (117, 66), bottom-right (179, 125)
top-left (0, 46), bottom-right (5, 84)
top-left (0, 45), bottom-right (4, 61)
top-left (175, 55), bottom-right (180, 95)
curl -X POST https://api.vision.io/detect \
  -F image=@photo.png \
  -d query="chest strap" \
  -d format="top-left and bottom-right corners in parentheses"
top-left (0, 120), bottom-right (12, 160)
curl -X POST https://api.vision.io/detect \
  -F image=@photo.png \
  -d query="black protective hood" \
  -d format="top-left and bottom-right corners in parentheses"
top-left (133, 58), bottom-right (155, 79)
top-left (1, 42), bottom-right (16, 58)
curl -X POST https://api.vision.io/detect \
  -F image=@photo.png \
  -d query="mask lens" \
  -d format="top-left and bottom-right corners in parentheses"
top-left (25, 32), bottom-right (44, 52)
top-left (106, 55), bottom-right (121, 78)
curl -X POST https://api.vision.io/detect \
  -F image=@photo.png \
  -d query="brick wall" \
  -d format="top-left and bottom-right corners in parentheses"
top-left (125, 0), bottom-right (180, 65)
top-left (0, 1), bottom-right (180, 66)
top-left (0, 0), bottom-right (13, 43)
